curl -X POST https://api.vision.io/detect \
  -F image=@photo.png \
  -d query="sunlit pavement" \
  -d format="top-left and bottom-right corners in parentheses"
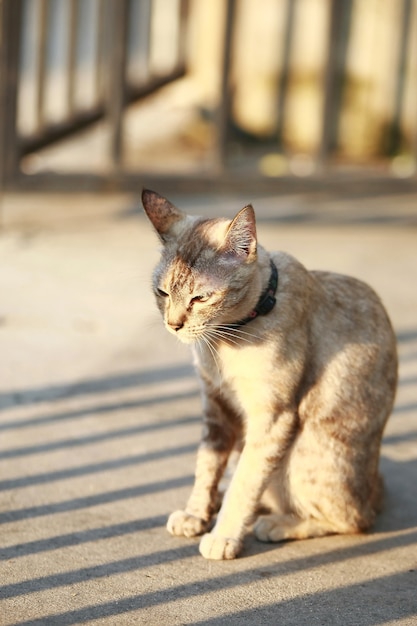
top-left (0, 190), bottom-right (416, 625)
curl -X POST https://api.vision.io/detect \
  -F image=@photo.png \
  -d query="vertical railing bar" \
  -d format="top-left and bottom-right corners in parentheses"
top-left (214, 0), bottom-right (236, 172)
top-left (318, 0), bottom-right (353, 168)
top-left (66, 0), bottom-right (78, 116)
top-left (412, 2), bottom-right (417, 175)
top-left (0, 0), bottom-right (23, 190)
top-left (107, 0), bottom-right (129, 167)
top-left (177, 0), bottom-right (189, 69)
top-left (319, 0), bottom-right (341, 167)
top-left (35, 0), bottom-right (49, 130)
top-left (136, 0), bottom-right (152, 83)
top-left (386, 0), bottom-right (412, 156)
top-left (276, 0), bottom-right (296, 148)
top-left (95, 0), bottom-right (106, 103)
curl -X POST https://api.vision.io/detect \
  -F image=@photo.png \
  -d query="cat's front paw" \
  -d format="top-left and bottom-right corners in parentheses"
top-left (254, 515), bottom-right (285, 543)
top-left (167, 510), bottom-right (208, 538)
top-left (199, 532), bottom-right (242, 560)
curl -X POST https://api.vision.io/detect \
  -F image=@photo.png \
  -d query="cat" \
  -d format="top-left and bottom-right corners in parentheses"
top-left (142, 189), bottom-right (398, 560)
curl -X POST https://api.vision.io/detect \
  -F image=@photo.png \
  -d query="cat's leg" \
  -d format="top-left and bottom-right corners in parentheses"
top-left (254, 421), bottom-right (383, 543)
top-left (255, 458), bottom-right (343, 541)
top-left (258, 466), bottom-right (288, 515)
top-left (199, 409), bottom-right (297, 560)
top-left (167, 391), bottom-right (240, 538)
top-left (255, 479), bottom-right (378, 544)
top-left (167, 445), bottom-right (229, 537)
top-left (254, 513), bottom-right (344, 542)
top-left (254, 460), bottom-right (344, 541)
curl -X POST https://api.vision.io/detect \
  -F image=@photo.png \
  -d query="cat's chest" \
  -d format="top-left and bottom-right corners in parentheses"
top-left (195, 341), bottom-right (276, 409)
top-left (219, 343), bottom-right (268, 380)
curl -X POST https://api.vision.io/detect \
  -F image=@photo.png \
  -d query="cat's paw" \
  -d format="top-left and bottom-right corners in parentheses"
top-left (167, 510), bottom-right (208, 538)
top-left (254, 515), bottom-right (285, 543)
top-left (199, 532), bottom-right (242, 560)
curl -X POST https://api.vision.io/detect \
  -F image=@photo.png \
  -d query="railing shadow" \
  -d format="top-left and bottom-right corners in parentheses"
top-left (0, 514), bottom-right (167, 561)
top-left (0, 474), bottom-right (194, 526)
top-left (4, 529), bottom-right (417, 624)
top-left (0, 441), bottom-right (198, 490)
top-left (0, 330), bottom-right (416, 625)
top-left (0, 362), bottom-right (194, 411)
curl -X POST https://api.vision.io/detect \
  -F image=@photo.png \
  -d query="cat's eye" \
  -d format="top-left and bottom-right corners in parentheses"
top-left (190, 293), bottom-right (211, 305)
top-left (156, 287), bottom-right (169, 298)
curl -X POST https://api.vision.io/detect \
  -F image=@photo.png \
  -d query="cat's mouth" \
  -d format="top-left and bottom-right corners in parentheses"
top-left (166, 322), bottom-right (233, 346)
top-left (165, 320), bottom-right (257, 348)
top-left (165, 322), bottom-right (201, 344)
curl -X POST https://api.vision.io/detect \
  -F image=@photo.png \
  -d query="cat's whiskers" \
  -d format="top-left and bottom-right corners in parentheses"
top-left (198, 334), bottom-right (221, 374)
top-left (218, 325), bottom-right (261, 341)
top-left (205, 328), bottom-right (244, 348)
top-left (204, 323), bottom-right (259, 345)
top-left (204, 329), bottom-right (240, 346)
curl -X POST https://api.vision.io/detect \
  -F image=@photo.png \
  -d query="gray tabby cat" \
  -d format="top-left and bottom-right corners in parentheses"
top-left (142, 189), bottom-right (398, 560)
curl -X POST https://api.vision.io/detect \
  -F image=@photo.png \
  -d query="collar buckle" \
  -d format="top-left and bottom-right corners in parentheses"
top-left (256, 293), bottom-right (276, 316)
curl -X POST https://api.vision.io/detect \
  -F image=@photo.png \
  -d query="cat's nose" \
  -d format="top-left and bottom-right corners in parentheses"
top-left (168, 321), bottom-right (184, 331)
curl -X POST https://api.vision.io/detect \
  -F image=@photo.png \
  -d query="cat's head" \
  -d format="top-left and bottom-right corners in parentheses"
top-left (142, 189), bottom-right (260, 344)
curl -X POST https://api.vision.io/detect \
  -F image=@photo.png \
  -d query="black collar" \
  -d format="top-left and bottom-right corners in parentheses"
top-left (226, 260), bottom-right (278, 329)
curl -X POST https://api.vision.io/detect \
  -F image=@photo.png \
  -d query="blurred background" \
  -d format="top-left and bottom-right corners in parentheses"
top-left (1, 0), bottom-right (417, 193)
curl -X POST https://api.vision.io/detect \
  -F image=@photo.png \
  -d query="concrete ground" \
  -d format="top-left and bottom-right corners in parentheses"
top-left (0, 188), bottom-right (416, 625)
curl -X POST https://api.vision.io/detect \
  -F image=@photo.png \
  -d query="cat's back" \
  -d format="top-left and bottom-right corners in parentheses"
top-left (267, 251), bottom-right (398, 435)
top-left (269, 251), bottom-right (397, 396)
top-left (271, 250), bottom-right (395, 348)
top-left (309, 268), bottom-right (396, 349)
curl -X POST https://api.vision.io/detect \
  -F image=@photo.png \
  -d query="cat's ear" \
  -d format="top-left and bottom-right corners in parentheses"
top-left (223, 205), bottom-right (257, 261)
top-left (141, 189), bottom-right (185, 242)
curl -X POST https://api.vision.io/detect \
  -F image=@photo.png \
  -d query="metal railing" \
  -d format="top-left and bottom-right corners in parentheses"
top-left (1, 0), bottom-right (416, 193)
top-left (0, 0), bottom-right (189, 190)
